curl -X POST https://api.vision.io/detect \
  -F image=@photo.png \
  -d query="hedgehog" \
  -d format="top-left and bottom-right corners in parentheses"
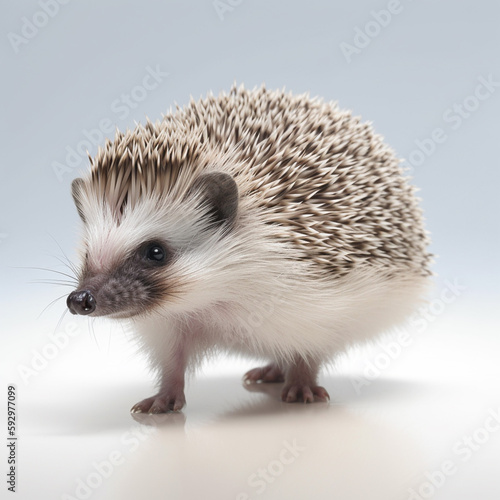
top-left (67, 84), bottom-right (431, 413)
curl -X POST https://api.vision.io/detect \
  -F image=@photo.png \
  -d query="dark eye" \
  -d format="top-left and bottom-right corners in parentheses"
top-left (145, 244), bottom-right (166, 263)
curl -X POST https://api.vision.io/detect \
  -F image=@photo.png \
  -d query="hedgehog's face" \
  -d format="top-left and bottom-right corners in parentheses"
top-left (66, 239), bottom-right (174, 318)
top-left (67, 171), bottom-right (239, 319)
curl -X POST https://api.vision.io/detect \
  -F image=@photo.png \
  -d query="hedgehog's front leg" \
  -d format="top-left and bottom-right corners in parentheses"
top-left (131, 321), bottom-right (188, 414)
top-left (281, 355), bottom-right (330, 403)
top-left (131, 367), bottom-right (186, 414)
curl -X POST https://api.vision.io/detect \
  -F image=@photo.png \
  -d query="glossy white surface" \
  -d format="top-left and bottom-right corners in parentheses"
top-left (3, 296), bottom-right (499, 500)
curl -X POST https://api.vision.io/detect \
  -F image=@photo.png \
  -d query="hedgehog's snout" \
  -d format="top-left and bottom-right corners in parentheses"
top-left (67, 289), bottom-right (96, 316)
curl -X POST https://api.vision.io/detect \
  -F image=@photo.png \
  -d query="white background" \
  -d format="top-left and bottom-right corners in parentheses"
top-left (1, 1), bottom-right (499, 499)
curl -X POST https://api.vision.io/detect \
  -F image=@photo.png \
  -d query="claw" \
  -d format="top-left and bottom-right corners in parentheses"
top-left (243, 364), bottom-right (284, 384)
top-left (281, 385), bottom-right (330, 404)
top-left (131, 392), bottom-right (186, 414)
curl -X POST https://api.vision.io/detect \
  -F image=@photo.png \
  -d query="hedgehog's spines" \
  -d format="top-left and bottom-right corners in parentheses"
top-left (84, 84), bottom-right (431, 278)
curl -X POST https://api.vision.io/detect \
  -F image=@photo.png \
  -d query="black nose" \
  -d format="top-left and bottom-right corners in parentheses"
top-left (67, 290), bottom-right (96, 315)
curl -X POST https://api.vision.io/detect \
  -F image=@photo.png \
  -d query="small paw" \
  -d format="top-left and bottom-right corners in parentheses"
top-left (131, 392), bottom-right (186, 414)
top-left (243, 364), bottom-right (284, 384)
top-left (281, 384), bottom-right (330, 403)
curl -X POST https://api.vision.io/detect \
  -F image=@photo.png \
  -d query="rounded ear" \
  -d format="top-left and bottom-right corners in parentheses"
top-left (187, 172), bottom-right (238, 227)
top-left (71, 178), bottom-right (86, 223)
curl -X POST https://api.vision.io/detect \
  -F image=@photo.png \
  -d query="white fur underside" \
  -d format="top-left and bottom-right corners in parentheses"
top-left (133, 266), bottom-right (430, 375)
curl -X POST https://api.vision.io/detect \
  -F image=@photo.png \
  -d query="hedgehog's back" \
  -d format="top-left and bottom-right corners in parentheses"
top-left (90, 85), bottom-right (431, 278)
top-left (175, 85), bottom-right (431, 278)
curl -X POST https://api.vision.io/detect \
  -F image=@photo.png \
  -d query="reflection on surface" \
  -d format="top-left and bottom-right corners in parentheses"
top-left (103, 375), bottom-right (423, 500)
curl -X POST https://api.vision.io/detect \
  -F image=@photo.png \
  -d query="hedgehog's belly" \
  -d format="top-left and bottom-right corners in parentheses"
top-left (202, 268), bottom-right (430, 363)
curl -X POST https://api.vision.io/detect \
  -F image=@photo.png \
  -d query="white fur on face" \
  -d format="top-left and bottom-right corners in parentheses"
top-left (75, 183), bottom-right (253, 316)
top-left (77, 186), bottom-right (208, 271)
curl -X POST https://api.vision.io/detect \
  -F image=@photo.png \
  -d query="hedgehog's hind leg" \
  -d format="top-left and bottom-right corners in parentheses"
top-left (281, 355), bottom-right (330, 403)
top-left (243, 362), bottom-right (285, 384)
